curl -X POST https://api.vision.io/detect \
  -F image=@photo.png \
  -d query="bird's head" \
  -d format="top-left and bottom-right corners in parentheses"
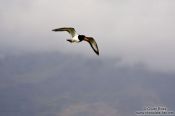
top-left (78, 35), bottom-right (85, 41)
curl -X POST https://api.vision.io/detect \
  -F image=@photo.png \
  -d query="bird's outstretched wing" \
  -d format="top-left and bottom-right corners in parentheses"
top-left (84, 37), bottom-right (99, 55)
top-left (52, 27), bottom-right (77, 37)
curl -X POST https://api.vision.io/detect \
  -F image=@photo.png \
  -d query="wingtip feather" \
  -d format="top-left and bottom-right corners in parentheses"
top-left (95, 51), bottom-right (99, 56)
top-left (52, 29), bottom-right (59, 31)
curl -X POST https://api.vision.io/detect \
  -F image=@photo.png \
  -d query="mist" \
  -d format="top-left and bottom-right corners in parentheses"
top-left (0, 0), bottom-right (175, 116)
top-left (0, 0), bottom-right (175, 72)
top-left (0, 52), bottom-right (175, 116)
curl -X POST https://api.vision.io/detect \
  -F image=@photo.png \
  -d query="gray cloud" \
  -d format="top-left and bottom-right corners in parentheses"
top-left (1, 2), bottom-right (175, 116)
top-left (0, 0), bottom-right (175, 71)
top-left (0, 52), bottom-right (175, 116)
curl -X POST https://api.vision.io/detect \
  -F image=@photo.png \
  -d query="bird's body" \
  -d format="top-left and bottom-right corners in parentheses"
top-left (52, 27), bottom-right (99, 55)
top-left (72, 35), bottom-right (79, 43)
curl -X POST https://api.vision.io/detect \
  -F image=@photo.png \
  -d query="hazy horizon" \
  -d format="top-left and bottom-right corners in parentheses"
top-left (0, 0), bottom-right (175, 116)
top-left (0, 52), bottom-right (175, 116)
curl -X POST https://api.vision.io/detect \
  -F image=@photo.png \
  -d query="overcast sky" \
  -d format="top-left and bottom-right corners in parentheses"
top-left (0, 52), bottom-right (175, 116)
top-left (1, 0), bottom-right (175, 72)
top-left (1, 1), bottom-right (175, 116)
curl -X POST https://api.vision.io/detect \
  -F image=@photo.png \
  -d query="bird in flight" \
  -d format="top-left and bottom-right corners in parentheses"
top-left (52, 27), bottom-right (99, 55)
